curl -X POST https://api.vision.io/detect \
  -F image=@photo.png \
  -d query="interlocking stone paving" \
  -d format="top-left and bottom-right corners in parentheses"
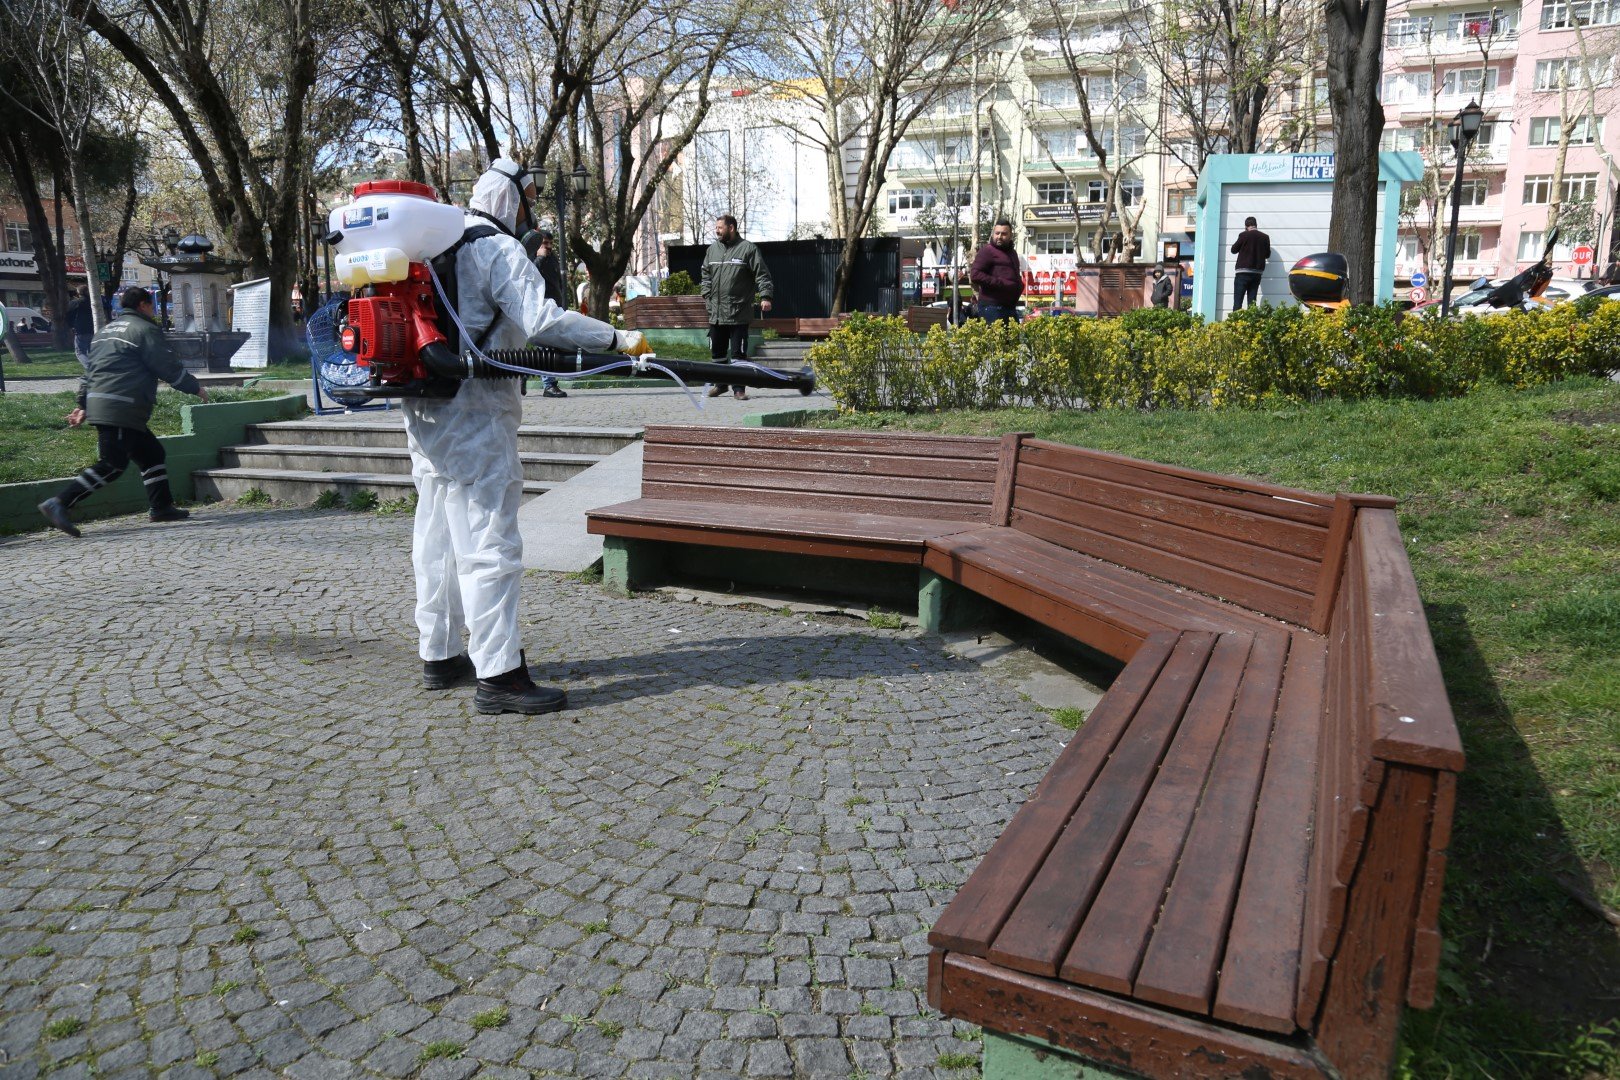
top-left (0, 506), bottom-right (1075, 1078)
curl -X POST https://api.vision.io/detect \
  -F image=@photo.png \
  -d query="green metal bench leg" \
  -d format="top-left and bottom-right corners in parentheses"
top-left (918, 569), bottom-right (998, 635)
top-left (601, 536), bottom-right (665, 597)
top-left (983, 1030), bottom-right (1137, 1079)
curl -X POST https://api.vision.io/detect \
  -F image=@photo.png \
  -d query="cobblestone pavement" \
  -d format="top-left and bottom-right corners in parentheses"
top-left (0, 507), bottom-right (1074, 1078)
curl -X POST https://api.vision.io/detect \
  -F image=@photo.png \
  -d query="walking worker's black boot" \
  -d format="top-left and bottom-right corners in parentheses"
top-left (475, 653), bottom-right (567, 715)
top-left (149, 505), bottom-right (190, 522)
top-left (423, 653), bottom-right (474, 690)
top-left (38, 498), bottom-right (80, 538)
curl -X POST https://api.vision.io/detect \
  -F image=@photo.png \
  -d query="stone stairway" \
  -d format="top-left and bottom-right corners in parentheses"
top-left (193, 420), bottom-right (642, 505)
top-left (755, 339), bottom-right (814, 366)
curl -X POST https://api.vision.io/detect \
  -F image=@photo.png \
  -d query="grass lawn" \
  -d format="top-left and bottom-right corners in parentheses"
top-left (3, 349), bottom-right (84, 378)
top-left (0, 389), bottom-right (282, 485)
top-left (812, 378), bottom-right (1620, 1078)
top-left (242, 361), bottom-right (314, 381)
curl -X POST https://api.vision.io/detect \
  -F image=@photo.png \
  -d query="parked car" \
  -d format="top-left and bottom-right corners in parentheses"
top-left (3, 305), bottom-right (52, 334)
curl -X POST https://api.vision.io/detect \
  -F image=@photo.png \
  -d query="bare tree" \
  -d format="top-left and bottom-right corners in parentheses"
top-left (1534, 18), bottom-right (1619, 265)
top-left (760, 0), bottom-right (1010, 311)
top-left (1022, 4), bottom-right (1153, 262)
top-left (1, 0), bottom-right (112, 330)
top-left (1325, 0), bottom-right (1389, 305)
top-left (1129, 0), bottom-right (1314, 175)
top-left (87, 0), bottom-right (325, 346)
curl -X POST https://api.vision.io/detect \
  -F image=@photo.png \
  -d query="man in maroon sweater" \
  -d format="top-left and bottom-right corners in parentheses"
top-left (970, 219), bottom-right (1023, 323)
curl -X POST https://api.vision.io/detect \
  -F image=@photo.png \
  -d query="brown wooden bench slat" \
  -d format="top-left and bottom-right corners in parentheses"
top-left (1060, 632), bottom-right (1259, 996)
top-left (931, 952), bottom-right (1334, 1080)
top-left (923, 553), bottom-right (1158, 661)
top-left (1357, 510), bottom-right (1465, 772)
top-left (1128, 631), bottom-right (1292, 1020)
top-left (639, 482), bottom-right (995, 522)
top-left (641, 461), bottom-right (996, 505)
top-left (1211, 635), bottom-right (1328, 1033)
top-left (1021, 440), bottom-right (1337, 525)
top-left (1014, 481), bottom-right (1323, 594)
top-left (927, 633), bottom-right (1180, 956)
top-left (1406, 769), bottom-right (1456, 1008)
top-left (642, 444), bottom-right (1001, 485)
top-left (587, 499), bottom-right (978, 549)
top-left (987, 632), bottom-right (1219, 977)
top-left (642, 424), bottom-right (1002, 460)
top-left (1017, 451), bottom-right (1331, 561)
top-left (923, 530), bottom-right (1280, 657)
top-left (1012, 506), bottom-right (1318, 627)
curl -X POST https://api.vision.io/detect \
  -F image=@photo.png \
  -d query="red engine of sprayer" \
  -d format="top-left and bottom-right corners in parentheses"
top-left (339, 265), bottom-right (448, 387)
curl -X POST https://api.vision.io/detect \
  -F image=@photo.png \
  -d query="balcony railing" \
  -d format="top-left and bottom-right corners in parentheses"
top-left (1386, 28), bottom-right (1519, 53)
top-left (1022, 155), bottom-right (1104, 174)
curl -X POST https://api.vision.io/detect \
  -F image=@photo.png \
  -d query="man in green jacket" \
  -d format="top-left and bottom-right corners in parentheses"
top-left (700, 215), bottom-right (773, 400)
top-left (38, 286), bottom-right (209, 538)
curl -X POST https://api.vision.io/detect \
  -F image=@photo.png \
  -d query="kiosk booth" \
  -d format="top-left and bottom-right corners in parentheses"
top-left (1191, 152), bottom-right (1423, 320)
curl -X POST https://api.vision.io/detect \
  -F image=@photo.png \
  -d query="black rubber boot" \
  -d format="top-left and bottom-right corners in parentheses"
top-left (149, 505), bottom-right (190, 522)
top-left (475, 656), bottom-right (567, 715)
top-left (38, 498), bottom-right (81, 538)
top-left (423, 653), bottom-right (474, 690)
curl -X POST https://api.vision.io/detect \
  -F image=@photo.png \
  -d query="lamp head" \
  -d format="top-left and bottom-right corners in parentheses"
top-left (161, 225), bottom-right (180, 251)
top-left (570, 165), bottom-right (590, 198)
top-left (1459, 100), bottom-right (1484, 138)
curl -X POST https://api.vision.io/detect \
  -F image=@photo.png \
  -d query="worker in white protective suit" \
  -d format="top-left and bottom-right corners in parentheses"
top-left (406, 157), bottom-right (650, 714)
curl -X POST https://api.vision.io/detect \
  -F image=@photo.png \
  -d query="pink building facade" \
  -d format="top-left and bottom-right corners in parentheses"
top-left (1382, 0), bottom-right (1619, 286)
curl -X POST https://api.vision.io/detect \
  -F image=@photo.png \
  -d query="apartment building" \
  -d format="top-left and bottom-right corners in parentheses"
top-left (1381, 0), bottom-right (1619, 285)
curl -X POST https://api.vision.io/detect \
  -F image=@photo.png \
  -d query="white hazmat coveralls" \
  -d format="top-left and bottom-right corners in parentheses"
top-left (404, 162), bottom-right (627, 679)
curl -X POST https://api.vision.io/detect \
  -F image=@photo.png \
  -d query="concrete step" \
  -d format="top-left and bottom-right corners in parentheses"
top-left (219, 444), bottom-right (604, 483)
top-left (193, 466), bottom-right (555, 505)
top-left (247, 420), bottom-right (642, 456)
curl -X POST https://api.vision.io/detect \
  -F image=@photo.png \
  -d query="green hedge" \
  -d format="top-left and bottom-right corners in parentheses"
top-left (807, 300), bottom-right (1620, 412)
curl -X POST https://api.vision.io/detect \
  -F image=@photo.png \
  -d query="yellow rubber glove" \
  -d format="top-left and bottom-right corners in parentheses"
top-left (614, 329), bottom-right (654, 356)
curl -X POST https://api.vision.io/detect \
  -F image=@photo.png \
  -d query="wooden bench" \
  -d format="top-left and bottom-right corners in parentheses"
top-left (585, 427), bottom-right (1461, 1078)
top-left (586, 426), bottom-right (1002, 599)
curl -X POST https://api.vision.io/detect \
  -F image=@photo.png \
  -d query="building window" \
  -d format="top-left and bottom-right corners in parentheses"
top-left (1036, 79), bottom-right (1078, 108)
top-left (945, 187), bottom-right (977, 208)
top-left (1035, 233), bottom-right (1077, 254)
top-left (4, 222), bottom-right (31, 253)
top-left (1086, 180), bottom-right (1107, 203)
top-left (1165, 188), bottom-right (1195, 216)
top-left (1037, 128), bottom-right (1079, 159)
top-left (1563, 173), bottom-right (1599, 200)
top-left (887, 189), bottom-right (937, 213)
top-left (1385, 15), bottom-right (1434, 43)
top-left (1458, 179), bottom-right (1489, 205)
top-left (1380, 72), bottom-right (1432, 103)
top-left (1518, 230), bottom-right (1575, 259)
top-left (893, 139), bottom-right (934, 169)
top-left (1445, 9), bottom-right (1509, 37)
top-left (1455, 233), bottom-right (1483, 261)
top-left (1529, 115), bottom-right (1605, 145)
top-left (1099, 232), bottom-right (1143, 256)
top-left (1541, 0), bottom-right (1619, 27)
top-left (1440, 66), bottom-right (1499, 97)
top-left (1534, 57), bottom-right (1612, 89)
top-left (1119, 179), bottom-right (1145, 206)
top-left (1523, 174), bottom-right (1553, 203)
top-left (938, 89), bottom-right (974, 116)
top-left (1034, 181), bottom-right (1074, 204)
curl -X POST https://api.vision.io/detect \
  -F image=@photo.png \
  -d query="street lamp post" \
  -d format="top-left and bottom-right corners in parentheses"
top-left (1440, 100), bottom-right (1485, 319)
top-left (555, 165), bottom-right (591, 311)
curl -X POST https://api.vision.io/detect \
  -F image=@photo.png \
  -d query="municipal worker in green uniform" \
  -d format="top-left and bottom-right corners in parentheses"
top-left (38, 286), bottom-right (209, 538)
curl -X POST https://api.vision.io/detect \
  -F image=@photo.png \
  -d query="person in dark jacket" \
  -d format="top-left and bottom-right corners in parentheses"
top-left (65, 286), bottom-right (96, 369)
top-left (970, 220), bottom-right (1022, 323)
top-left (700, 214), bottom-right (773, 400)
top-left (1230, 216), bottom-right (1271, 311)
top-left (1151, 267), bottom-right (1174, 308)
top-left (38, 287), bottom-right (208, 537)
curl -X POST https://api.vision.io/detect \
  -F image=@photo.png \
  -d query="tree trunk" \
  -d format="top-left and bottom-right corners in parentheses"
top-left (64, 156), bottom-right (102, 332)
top-left (0, 129), bottom-right (71, 349)
top-left (1325, 0), bottom-right (1388, 306)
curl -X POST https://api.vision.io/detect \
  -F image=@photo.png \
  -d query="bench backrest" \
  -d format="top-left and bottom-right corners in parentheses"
top-left (1296, 505), bottom-right (1462, 1060)
top-left (639, 425), bottom-right (1003, 522)
top-left (1006, 437), bottom-right (1344, 628)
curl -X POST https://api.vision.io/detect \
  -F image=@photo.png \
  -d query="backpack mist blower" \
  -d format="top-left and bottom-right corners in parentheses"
top-left (318, 180), bottom-right (814, 401)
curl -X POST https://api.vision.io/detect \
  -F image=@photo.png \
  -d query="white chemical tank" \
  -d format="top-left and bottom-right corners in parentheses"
top-left (327, 180), bottom-right (464, 271)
